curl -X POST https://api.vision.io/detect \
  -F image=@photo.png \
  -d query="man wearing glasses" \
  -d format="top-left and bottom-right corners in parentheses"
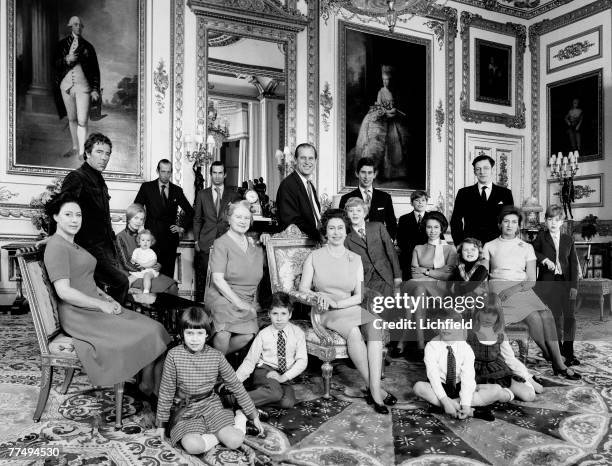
top-left (450, 154), bottom-right (514, 246)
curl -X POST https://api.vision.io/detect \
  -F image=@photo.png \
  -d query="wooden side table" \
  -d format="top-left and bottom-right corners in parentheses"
top-left (577, 278), bottom-right (612, 321)
top-left (1, 242), bottom-right (36, 314)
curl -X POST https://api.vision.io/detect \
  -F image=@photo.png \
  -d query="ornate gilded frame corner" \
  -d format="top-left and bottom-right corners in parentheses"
top-left (337, 21), bottom-right (433, 198)
top-left (529, 0), bottom-right (611, 199)
top-left (460, 12), bottom-right (526, 129)
top-left (7, 0), bottom-right (146, 181)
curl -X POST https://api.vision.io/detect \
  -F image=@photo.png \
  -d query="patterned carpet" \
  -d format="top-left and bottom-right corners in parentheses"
top-left (1, 304), bottom-right (612, 465)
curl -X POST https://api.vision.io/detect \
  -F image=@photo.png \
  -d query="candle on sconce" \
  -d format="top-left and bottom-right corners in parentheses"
top-left (550, 154), bottom-right (556, 166)
top-left (197, 124), bottom-right (205, 136)
top-left (195, 134), bottom-right (204, 145)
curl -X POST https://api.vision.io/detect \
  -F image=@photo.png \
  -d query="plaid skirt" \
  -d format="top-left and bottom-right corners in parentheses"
top-left (468, 332), bottom-right (513, 387)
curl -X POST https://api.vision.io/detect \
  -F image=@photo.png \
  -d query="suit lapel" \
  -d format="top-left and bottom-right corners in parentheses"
top-left (204, 188), bottom-right (215, 215)
top-left (348, 229), bottom-right (366, 248)
top-left (218, 188), bottom-right (233, 219)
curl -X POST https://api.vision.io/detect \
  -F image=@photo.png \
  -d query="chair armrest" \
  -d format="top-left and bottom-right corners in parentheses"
top-left (287, 290), bottom-right (336, 346)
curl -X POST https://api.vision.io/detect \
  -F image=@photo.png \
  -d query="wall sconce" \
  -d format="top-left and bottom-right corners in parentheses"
top-left (183, 127), bottom-right (216, 193)
top-left (549, 150), bottom-right (580, 220)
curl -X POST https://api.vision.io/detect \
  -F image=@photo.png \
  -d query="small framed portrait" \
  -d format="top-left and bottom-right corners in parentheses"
top-left (546, 174), bottom-right (604, 209)
top-left (547, 69), bottom-right (603, 162)
top-left (475, 39), bottom-right (512, 106)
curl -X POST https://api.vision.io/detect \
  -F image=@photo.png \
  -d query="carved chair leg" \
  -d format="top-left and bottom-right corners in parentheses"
top-left (416, 307), bottom-right (425, 350)
top-left (381, 347), bottom-right (388, 380)
top-left (59, 368), bottom-right (75, 395)
top-left (33, 365), bottom-right (53, 422)
top-left (321, 361), bottom-right (333, 399)
top-left (114, 382), bottom-right (124, 430)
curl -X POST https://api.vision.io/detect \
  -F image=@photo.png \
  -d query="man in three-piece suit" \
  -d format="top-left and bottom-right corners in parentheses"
top-left (339, 157), bottom-right (397, 240)
top-left (276, 143), bottom-right (322, 241)
top-left (192, 161), bottom-right (242, 301)
top-left (533, 205), bottom-right (580, 366)
top-left (450, 154), bottom-right (514, 246)
top-left (134, 159), bottom-right (194, 278)
top-left (397, 190), bottom-right (429, 280)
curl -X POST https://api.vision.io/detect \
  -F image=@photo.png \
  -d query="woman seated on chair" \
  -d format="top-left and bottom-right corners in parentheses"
top-left (116, 203), bottom-right (178, 295)
top-left (299, 209), bottom-right (397, 414)
top-left (482, 205), bottom-right (580, 380)
top-left (43, 192), bottom-right (170, 395)
top-left (205, 200), bottom-right (263, 355)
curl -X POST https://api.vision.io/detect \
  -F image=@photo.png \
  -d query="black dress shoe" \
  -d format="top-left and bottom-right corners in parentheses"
top-left (564, 356), bottom-right (581, 366)
top-left (473, 407), bottom-right (495, 422)
top-left (372, 402), bottom-right (389, 414)
top-left (383, 393), bottom-right (397, 406)
top-left (246, 420), bottom-right (263, 437)
top-left (553, 366), bottom-right (581, 380)
top-left (256, 408), bottom-right (270, 422)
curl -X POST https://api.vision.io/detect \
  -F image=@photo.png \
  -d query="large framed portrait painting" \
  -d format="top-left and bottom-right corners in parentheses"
top-left (475, 38), bottom-right (511, 106)
top-left (339, 22), bottom-right (430, 194)
top-left (547, 69), bottom-right (603, 162)
top-left (8, 0), bottom-right (145, 180)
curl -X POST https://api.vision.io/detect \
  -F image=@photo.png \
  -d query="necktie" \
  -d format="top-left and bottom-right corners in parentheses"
top-left (365, 190), bottom-right (372, 206)
top-left (481, 186), bottom-right (488, 202)
top-left (277, 331), bottom-right (287, 374)
top-left (214, 187), bottom-right (221, 216)
top-left (358, 227), bottom-right (366, 241)
top-left (552, 235), bottom-right (562, 274)
top-left (417, 213), bottom-right (422, 225)
top-left (161, 185), bottom-right (168, 206)
top-left (306, 181), bottom-right (321, 228)
top-left (446, 345), bottom-right (456, 390)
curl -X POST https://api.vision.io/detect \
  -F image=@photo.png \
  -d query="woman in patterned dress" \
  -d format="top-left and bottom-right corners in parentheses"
top-left (483, 206), bottom-right (580, 380)
top-left (43, 193), bottom-right (170, 394)
top-left (299, 209), bottom-right (396, 414)
top-left (204, 200), bottom-right (264, 354)
top-left (156, 307), bottom-right (262, 454)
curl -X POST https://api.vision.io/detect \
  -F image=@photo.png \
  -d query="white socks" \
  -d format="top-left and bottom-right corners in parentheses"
top-left (502, 387), bottom-right (515, 402)
top-left (234, 409), bottom-right (247, 434)
top-left (200, 434), bottom-right (219, 452)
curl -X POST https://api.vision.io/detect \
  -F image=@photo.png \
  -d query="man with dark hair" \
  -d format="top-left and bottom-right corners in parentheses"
top-left (339, 157), bottom-right (397, 239)
top-left (134, 159), bottom-right (194, 278)
top-left (192, 161), bottom-right (241, 301)
top-left (60, 132), bottom-right (129, 303)
top-left (450, 154), bottom-right (514, 246)
top-left (276, 143), bottom-right (322, 240)
top-left (397, 190), bottom-right (429, 280)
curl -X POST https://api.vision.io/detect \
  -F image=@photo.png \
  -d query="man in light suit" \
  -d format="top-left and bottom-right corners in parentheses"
top-left (193, 161), bottom-right (242, 301)
top-left (339, 157), bottom-right (397, 240)
top-left (450, 154), bottom-right (514, 246)
top-left (276, 143), bottom-right (322, 241)
top-left (134, 159), bottom-right (194, 278)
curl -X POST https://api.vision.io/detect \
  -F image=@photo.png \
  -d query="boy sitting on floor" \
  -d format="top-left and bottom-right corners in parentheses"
top-left (227, 292), bottom-right (308, 413)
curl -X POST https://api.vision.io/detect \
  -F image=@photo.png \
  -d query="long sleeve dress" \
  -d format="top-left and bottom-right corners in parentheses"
top-left (156, 344), bottom-right (257, 446)
top-left (43, 234), bottom-right (170, 386)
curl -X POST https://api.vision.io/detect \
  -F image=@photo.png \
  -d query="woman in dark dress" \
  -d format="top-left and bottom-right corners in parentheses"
top-left (43, 193), bottom-right (170, 393)
top-left (116, 203), bottom-right (178, 295)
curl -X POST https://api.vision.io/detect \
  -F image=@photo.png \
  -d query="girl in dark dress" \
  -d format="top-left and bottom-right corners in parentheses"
top-left (43, 193), bottom-right (170, 394)
top-left (468, 294), bottom-right (543, 402)
top-left (449, 238), bottom-right (488, 298)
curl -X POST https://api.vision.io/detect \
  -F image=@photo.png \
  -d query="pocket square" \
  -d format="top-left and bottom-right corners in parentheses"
top-left (377, 207), bottom-right (384, 210)
top-left (498, 201), bottom-right (503, 205)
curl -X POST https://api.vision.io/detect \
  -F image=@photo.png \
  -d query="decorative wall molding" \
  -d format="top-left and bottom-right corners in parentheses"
top-left (307, 0), bottom-right (320, 149)
top-left (154, 59), bottom-right (170, 114)
top-left (320, 82), bottom-right (333, 132)
top-left (0, 187), bottom-right (18, 202)
top-left (435, 100), bottom-right (445, 143)
top-left (171, 0), bottom-right (186, 185)
top-left (460, 12), bottom-right (526, 129)
top-left (208, 59), bottom-right (285, 81)
top-left (529, 0), bottom-right (612, 199)
top-left (0, 204), bottom-right (127, 224)
top-left (452, 0), bottom-right (573, 19)
top-left (424, 20), bottom-right (445, 51)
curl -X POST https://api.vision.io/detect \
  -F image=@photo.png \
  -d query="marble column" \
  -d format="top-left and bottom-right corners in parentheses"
top-left (25, 0), bottom-right (57, 114)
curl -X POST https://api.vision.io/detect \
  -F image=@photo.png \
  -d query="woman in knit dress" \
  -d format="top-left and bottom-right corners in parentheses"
top-left (115, 203), bottom-right (178, 295)
top-left (205, 200), bottom-right (264, 354)
top-left (299, 209), bottom-right (396, 414)
top-left (43, 193), bottom-right (170, 394)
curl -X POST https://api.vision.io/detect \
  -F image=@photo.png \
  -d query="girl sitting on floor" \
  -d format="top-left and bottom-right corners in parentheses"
top-left (155, 307), bottom-right (263, 455)
top-left (468, 293), bottom-right (544, 406)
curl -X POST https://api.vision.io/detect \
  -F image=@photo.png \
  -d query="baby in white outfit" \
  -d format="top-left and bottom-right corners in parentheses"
top-left (130, 230), bottom-right (160, 293)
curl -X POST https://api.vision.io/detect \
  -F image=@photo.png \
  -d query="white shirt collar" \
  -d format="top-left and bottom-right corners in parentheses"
top-left (360, 186), bottom-right (372, 196)
top-left (477, 181), bottom-right (493, 191)
top-left (296, 171), bottom-right (311, 185)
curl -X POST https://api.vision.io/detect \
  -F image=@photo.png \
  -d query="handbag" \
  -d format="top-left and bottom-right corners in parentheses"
top-left (166, 389), bottom-right (213, 437)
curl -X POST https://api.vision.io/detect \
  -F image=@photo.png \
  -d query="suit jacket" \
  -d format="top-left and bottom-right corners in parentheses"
top-left (134, 179), bottom-right (194, 246)
top-left (277, 171), bottom-right (321, 240)
top-left (54, 35), bottom-right (100, 119)
top-left (397, 211), bottom-right (429, 280)
top-left (345, 222), bottom-right (401, 291)
top-left (339, 188), bottom-right (397, 239)
top-left (532, 230), bottom-right (579, 289)
top-left (450, 183), bottom-right (514, 246)
top-left (193, 185), bottom-right (242, 252)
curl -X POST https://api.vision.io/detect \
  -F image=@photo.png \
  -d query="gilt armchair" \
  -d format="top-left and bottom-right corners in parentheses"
top-left (17, 245), bottom-right (126, 429)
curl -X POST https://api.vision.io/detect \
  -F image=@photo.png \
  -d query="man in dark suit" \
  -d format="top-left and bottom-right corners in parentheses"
top-left (339, 157), bottom-right (397, 239)
top-left (397, 190), bottom-right (429, 280)
top-left (276, 143), bottom-right (322, 240)
top-left (450, 154), bottom-right (514, 246)
top-left (60, 132), bottom-right (128, 304)
top-left (533, 205), bottom-right (579, 366)
top-left (134, 159), bottom-right (194, 278)
top-left (193, 161), bottom-right (242, 301)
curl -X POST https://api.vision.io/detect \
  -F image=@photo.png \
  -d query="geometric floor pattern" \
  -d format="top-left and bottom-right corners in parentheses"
top-left (2, 303), bottom-right (612, 465)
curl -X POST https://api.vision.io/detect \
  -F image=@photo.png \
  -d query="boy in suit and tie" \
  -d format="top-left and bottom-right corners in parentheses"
top-left (339, 157), bottom-right (397, 239)
top-left (232, 293), bottom-right (307, 411)
top-left (533, 205), bottom-right (580, 366)
top-left (397, 190), bottom-right (429, 280)
top-left (192, 161), bottom-right (242, 301)
top-left (134, 159), bottom-right (194, 278)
